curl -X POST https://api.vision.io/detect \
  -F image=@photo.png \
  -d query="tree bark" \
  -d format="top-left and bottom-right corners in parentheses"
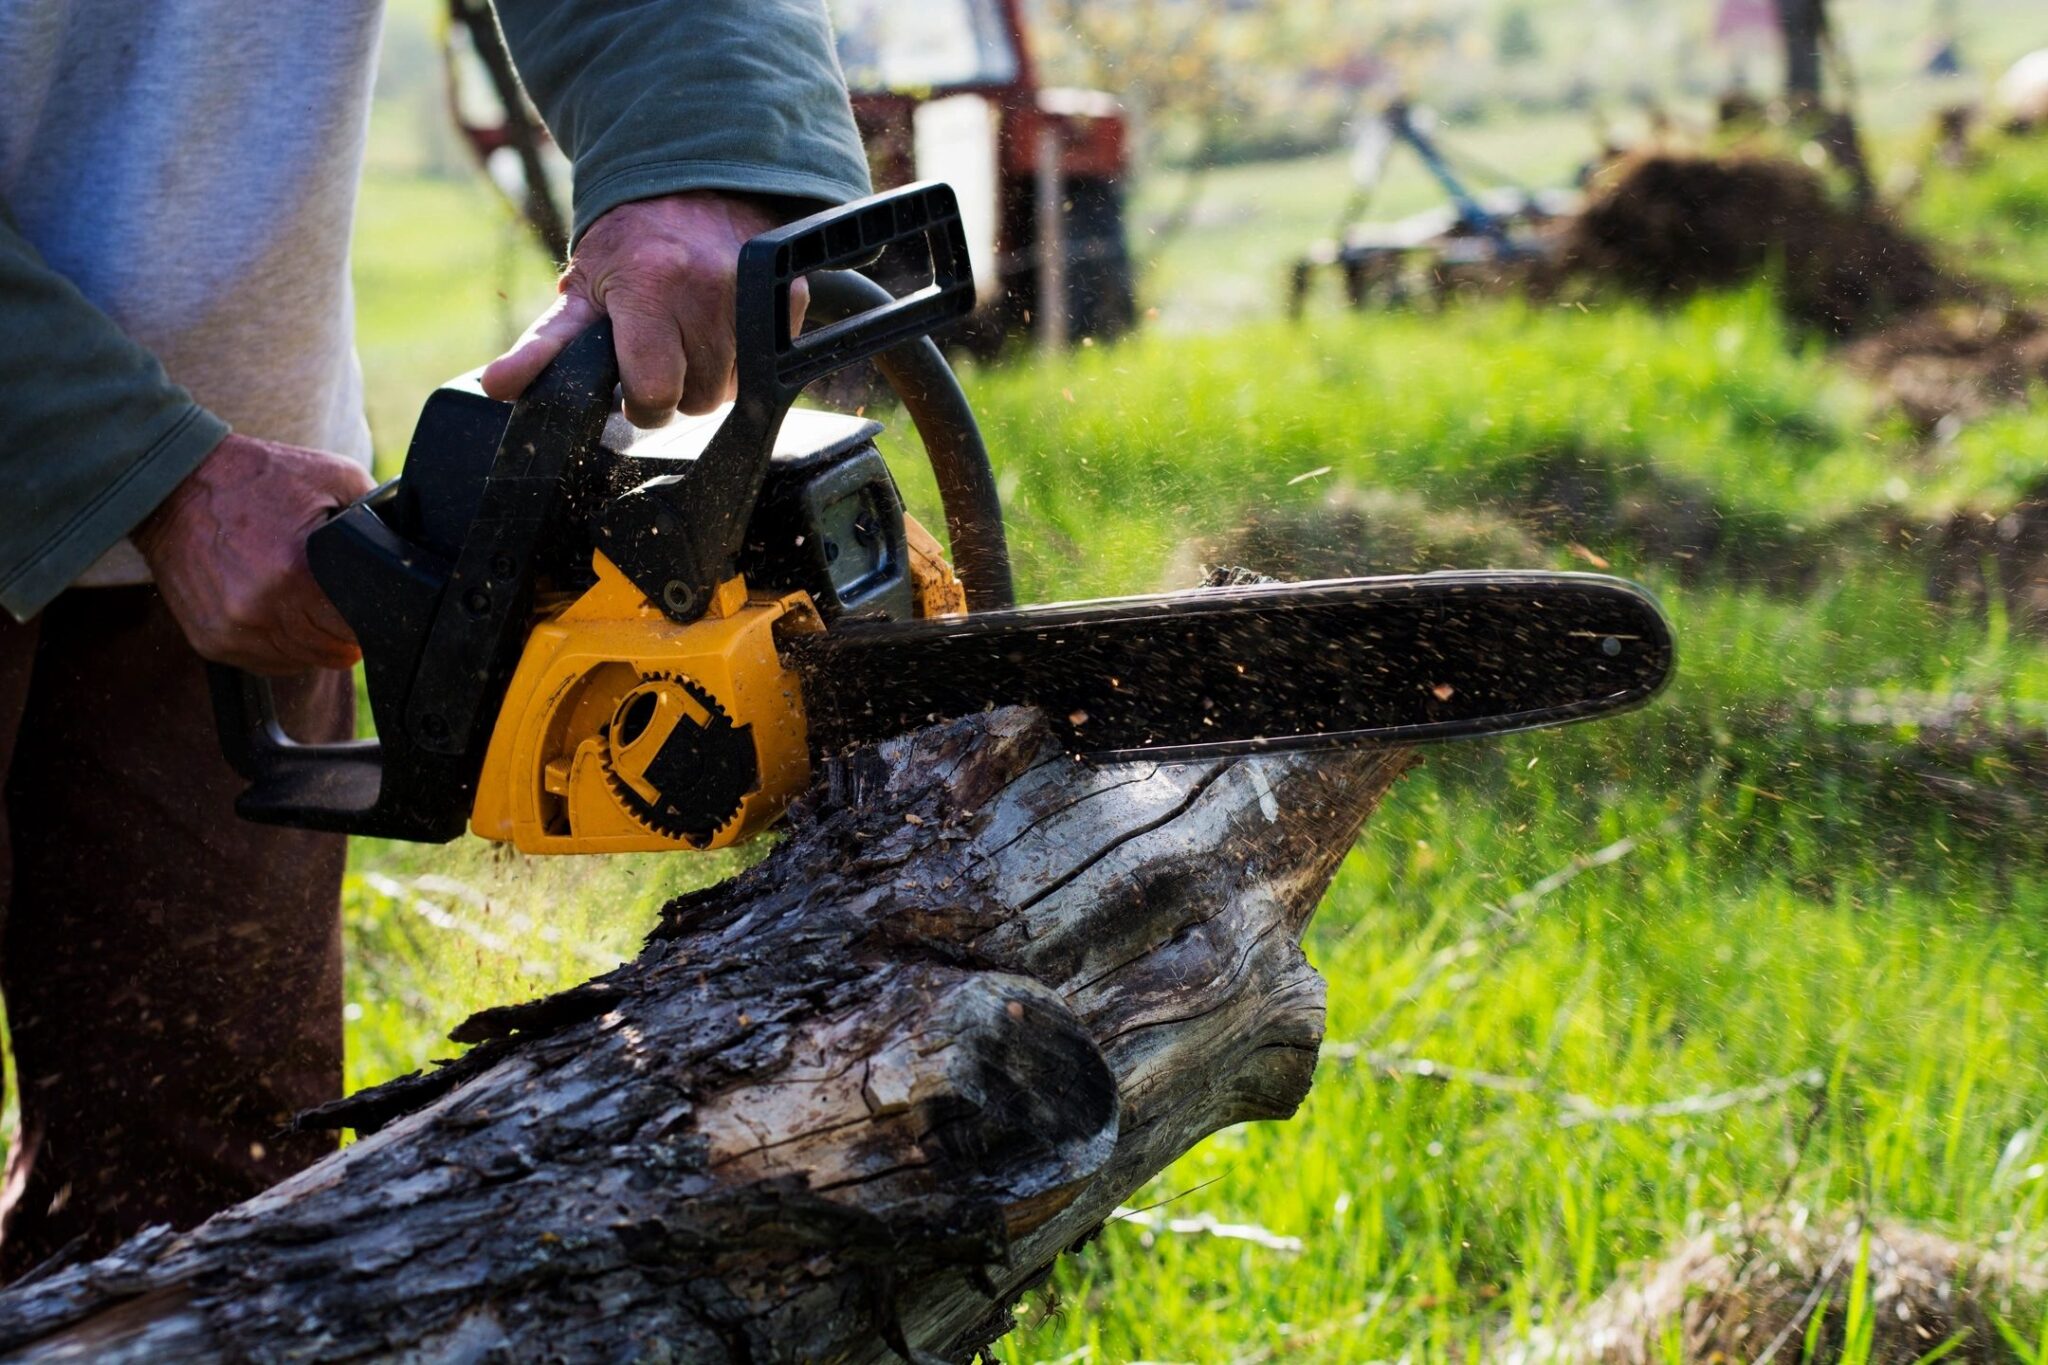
top-left (0, 708), bottom-right (1414, 1363)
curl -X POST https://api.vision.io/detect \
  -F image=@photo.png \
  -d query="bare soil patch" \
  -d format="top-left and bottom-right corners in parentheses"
top-left (1845, 305), bottom-right (2048, 432)
top-left (1559, 154), bottom-right (1954, 337)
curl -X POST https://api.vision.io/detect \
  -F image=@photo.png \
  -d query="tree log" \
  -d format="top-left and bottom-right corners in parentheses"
top-left (0, 707), bottom-right (1414, 1363)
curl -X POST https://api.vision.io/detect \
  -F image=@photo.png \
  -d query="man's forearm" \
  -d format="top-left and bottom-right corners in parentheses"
top-left (490, 0), bottom-right (872, 243)
top-left (0, 202), bottom-right (228, 623)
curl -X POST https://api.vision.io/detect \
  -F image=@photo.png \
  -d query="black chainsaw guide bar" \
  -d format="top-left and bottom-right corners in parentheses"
top-left (794, 571), bottom-right (1673, 762)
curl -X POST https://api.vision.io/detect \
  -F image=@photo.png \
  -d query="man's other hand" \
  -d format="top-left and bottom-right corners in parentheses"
top-left (479, 190), bottom-right (804, 427)
top-left (133, 434), bottom-right (375, 675)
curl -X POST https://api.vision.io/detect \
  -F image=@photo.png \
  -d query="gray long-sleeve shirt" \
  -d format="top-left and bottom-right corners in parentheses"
top-left (0, 0), bottom-right (870, 622)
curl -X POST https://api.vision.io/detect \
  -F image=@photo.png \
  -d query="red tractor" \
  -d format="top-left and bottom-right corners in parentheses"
top-left (834, 0), bottom-right (1135, 345)
top-left (446, 0), bottom-right (1135, 347)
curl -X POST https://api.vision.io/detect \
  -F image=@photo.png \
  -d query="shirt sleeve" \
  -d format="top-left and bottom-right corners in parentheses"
top-left (490, 0), bottom-right (873, 244)
top-left (0, 200), bottom-right (229, 623)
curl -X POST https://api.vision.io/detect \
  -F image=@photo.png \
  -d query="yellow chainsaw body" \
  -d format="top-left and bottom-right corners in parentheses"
top-left (471, 517), bottom-right (963, 856)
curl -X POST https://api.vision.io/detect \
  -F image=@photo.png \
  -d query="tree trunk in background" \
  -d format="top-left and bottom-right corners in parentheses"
top-left (1776, 0), bottom-right (1826, 105)
top-left (1775, 0), bottom-right (1876, 206)
top-left (0, 708), bottom-right (1415, 1363)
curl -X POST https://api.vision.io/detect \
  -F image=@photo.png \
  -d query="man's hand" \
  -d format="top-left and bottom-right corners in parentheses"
top-left (480, 190), bottom-right (804, 426)
top-left (133, 434), bottom-right (375, 675)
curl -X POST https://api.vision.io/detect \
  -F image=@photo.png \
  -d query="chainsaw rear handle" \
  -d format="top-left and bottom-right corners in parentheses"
top-left (207, 319), bottom-right (621, 840)
top-left (212, 181), bottom-right (1008, 840)
top-left (210, 664), bottom-right (394, 835)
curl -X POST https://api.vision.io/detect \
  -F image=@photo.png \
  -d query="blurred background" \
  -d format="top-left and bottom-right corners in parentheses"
top-left (345, 3), bottom-right (2048, 1359)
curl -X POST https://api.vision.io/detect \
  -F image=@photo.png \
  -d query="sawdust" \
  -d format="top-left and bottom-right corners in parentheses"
top-left (1500, 1214), bottom-right (2046, 1365)
top-left (1843, 304), bottom-right (2048, 431)
top-left (1172, 475), bottom-right (1839, 594)
top-left (1558, 153), bottom-right (1954, 337)
top-left (1925, 485), bottom-right (2048, 635)
top-left (1170, 486), bottom-right (1548, 587)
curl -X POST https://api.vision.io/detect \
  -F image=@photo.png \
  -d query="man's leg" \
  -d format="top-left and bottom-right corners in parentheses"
top-left (0, 608), bottom-right (39, 913)
top-left (0, 587), bottom-right (350, 1277)
top-left (0, 613), bottom-right (42, 1234)
top-left (0, 611), bottom-right (42, 1275)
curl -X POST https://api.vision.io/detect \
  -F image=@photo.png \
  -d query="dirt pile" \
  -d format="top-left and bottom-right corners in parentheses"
top-left (1845, 304), bottom-right (2048, 430)
top-left (1503, 1215), bottom-right (2046, 1364)
top-left (1560, 154), bottom-right (1954, 336)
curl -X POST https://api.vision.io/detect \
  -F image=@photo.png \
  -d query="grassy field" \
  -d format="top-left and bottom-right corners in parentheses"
top-left (340, 79), bottom-right (2048, 1363)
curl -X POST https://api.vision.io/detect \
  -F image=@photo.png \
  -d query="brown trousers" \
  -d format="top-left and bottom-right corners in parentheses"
top-left (0, 587), bottom-right (348, 1279)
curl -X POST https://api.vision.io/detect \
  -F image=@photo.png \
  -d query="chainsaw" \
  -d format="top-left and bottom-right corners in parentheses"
top-left (212, 183), bottom-right (1673, 855)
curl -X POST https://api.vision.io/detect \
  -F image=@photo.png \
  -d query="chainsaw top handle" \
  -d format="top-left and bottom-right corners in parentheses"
top-left (596, 180), bottom-right (1009, 623)
top-left (211, 180), bottom-right (1010, 842)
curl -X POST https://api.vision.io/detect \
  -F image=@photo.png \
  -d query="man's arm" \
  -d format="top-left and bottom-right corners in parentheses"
top-left (0, 202), bottom-right (228, 623)
top-left (489, 0), bottom-right (869, 245)
top-left (0, 201), bottom-right (371, 669)
top-left (480, 0), bottom-right (872, 424)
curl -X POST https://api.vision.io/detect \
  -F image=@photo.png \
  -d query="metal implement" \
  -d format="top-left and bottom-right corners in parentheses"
top-left (213, 181), bottom-right (1674, 857)
top-left (1288, 101), bottom-right (1578, 317)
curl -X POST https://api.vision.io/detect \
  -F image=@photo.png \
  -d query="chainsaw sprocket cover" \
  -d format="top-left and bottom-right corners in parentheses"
top-left (469, 564), bottom-right (818, 854)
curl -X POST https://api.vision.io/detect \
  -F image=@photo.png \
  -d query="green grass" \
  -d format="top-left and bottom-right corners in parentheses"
top-left (350, 169), bottom-right (557, 473)
top-left (1913, 129), bottom-right (2048, 297)
top-left (1008, 809), bottom-right (2048, 1359)
top-left (992, 562), bottom-right (2048, 1360)
top-left (889, 281), bottom-right (2048, 611)
top-left (336, 102), bottom-right (2048, 1363)
top-left (903, 287), bottom-right (1880, 599)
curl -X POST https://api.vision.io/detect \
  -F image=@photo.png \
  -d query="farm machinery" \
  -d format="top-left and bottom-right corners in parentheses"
top-left (1289, 100), bottom-right (1578, 315)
